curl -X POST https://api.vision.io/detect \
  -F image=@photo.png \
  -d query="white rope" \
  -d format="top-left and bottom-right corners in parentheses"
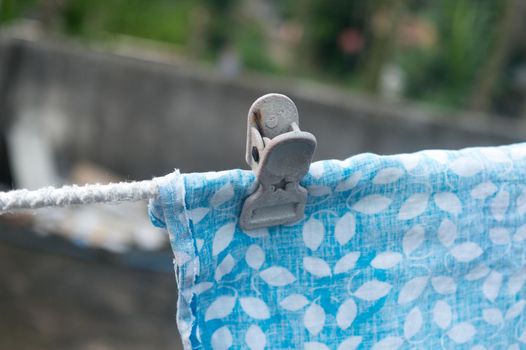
top-left (0, 180), bottom-right (160, 213)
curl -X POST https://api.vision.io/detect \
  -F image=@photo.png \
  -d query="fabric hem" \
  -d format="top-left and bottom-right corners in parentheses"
top-left (152, 170), bottom-right (200, 350)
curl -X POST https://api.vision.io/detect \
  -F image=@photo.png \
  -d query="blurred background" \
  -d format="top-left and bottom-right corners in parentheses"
top-left (1, 0), bottom-right (526, 349)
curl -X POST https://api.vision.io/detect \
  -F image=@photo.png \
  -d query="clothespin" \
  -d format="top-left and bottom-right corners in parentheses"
top-left (240, 93), bottom-right (317, 230)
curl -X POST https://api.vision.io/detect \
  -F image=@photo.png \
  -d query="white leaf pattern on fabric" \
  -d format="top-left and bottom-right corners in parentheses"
top-left (210, 183), bottom-right (234, 208)
top-left (434, 192), bottom-right (462, 215)
top-left (259, 266), bottom-right (296, 287)
top-left (242, 228), bottom-right (269, 238)
top-left (279, 294), bottom-right (309, 311)
top-left (398, 193), bottom-right (429, 220)
top-left (212, 223), bottom-right (236, 256)
top-left (205, 296), bottom-right (236, 321)
top-left (447, 323), bottom-right (476, 344)
top-left (309, 162), bottom-right (325, 179)
top-left (211, 326), bottom-right (233, 350)
top-left (424, 150), bottom-right (448, 164)
top-left (245, 325), bottom-right (266, 350)
top-left (438, 219), bottom-right (457, 247)
top-left (449, 157), bottom-right (483, 177)
top-left (302, 218), bottom-right (324, 251)
top-left (215, 254), bottom-right (235, 281)
top-left (433, 300), bottom-right (452, 329)
top-left (465, 264), bottom-right (491, 281)
top-left (371, 252), bottom-right (402, 269)
top-left (246, 244), bottom-right (265, 270)
top-left (403, 225), bottom-right (425, 255)
top-left (352, 194), bottom-right (392, 214)
top-left (373, 167), bottom-right (405, 184)
top-left (196, 239), bottom-right (205, 252)
top-left (471, 344), bottom-right (486, 349)
top-left (336, 171), bottom-right (362, 192)
top-left (335, 213), bottom-right (356, 246)
top-left (181, 287), bottom-right (193, 302)
top-left (491, 190), bottom-right (510, 221)
top-left (508, 268), bottom-right (526, 296)
top-left (150, 143), bottom-right (526, 349)
top-left (354, 280), bottom-right (391, 301)
top-left (192, 282), bottom-right (214, 296)
top-left (399, 154), bottom-right (420, 171)
top-left (505, 300), bottom-right (526, 320)
top-left (471, 182), bottom-right (497, 200)
top-left (482, 308), bottom-right (503, 325)
top-left (336, 298), bottom-right (357, 330)
top-left (304, 303), bottom-right (326, 335)
top-left (337, 336), bottom-right (362, 350)
top-left (333, 252), bottom-right (361, 275)
top-left (431, 276), bottom-right (457, 294)
top-left (450, 242), bottom-right (483, 262)
top-left (240, 297), bottom-right (271, 320)
top-left (187, 207), bottom-right (210, 223)
top-left (305, 342), bottom-right (329, 350)
top-left (489, 227), bottom-right (510, 245)
top-left (404, 306), bottom-right (422, 339)
top-left (308, 186), bottom-right (332, 197)
top-left (371, 336), bottom-right (404, 350)
top-left (481, 148), bottom-right (510, 163)
top-left (196, 325), bottom-right (201, 342)
top-left (483, 271), bottom-right (502, 302)
top-left (513, 224), bottom-right (526, 242)
top-left (398, 276), bottom-right (429, 304)
top-left (303, 256), bottom-right (331, 277)
top-left (204, 171), bottom-right (226, 180)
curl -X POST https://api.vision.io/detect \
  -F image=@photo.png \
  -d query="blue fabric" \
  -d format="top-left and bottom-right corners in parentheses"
top-left (150, 143), bottom-right (526, 350)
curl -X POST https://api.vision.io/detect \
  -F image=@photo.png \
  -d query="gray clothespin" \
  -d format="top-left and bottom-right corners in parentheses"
top-left (240, 93), bottom-right (317, 230)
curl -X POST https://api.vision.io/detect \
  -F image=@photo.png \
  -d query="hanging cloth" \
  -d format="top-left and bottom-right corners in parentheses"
top-left (149, 142), bottom-right (526, 350)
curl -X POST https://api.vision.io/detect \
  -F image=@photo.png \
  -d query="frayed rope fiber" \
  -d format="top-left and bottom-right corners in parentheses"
top-left (0, 180), bottom-right (160, 213)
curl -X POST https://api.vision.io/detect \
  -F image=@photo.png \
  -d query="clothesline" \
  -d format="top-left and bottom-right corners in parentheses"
top-left (0, 180), bottom-right (160, 213)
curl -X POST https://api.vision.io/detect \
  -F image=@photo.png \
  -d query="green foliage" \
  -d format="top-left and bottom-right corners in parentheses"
top-left (59, 0), bottom-right (194, 45)
top-left (0, 0), bottom-right (37, 24)
top-left (235, 22), bottom-right (277, 73)
top-left (198, 0), bottom-right (239, 59)
top-left (300, 0), bottom-right (368, 76)
top-left (399, 0), bottom-right (503, 107)
top-left (1, 0), bottom-right (516, 113)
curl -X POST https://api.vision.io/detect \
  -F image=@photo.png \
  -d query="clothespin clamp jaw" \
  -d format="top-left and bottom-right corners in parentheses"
top-left (240, 93), bottom-right (317, 230)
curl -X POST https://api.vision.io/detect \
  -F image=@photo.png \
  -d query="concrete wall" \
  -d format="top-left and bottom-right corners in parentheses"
top-left (1, 36), bottom-right (525, 180)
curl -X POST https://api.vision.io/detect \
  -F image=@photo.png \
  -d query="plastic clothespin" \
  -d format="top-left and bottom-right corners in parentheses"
top-left (240, 93), bottom-right (317, 230)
